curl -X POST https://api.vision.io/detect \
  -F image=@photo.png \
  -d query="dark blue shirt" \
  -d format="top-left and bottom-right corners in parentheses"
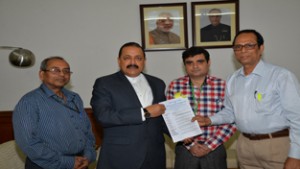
top-left (13, 84), bottom-right (96, 169)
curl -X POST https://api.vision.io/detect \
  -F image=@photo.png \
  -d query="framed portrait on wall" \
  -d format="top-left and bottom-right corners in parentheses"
top-left (192, 0), bottom-right (239, 49)
top-left (139, 3), bottom-right (188, 51)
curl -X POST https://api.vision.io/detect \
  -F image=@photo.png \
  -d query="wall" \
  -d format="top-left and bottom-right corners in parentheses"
top-left (1, 0), bottom-right (300, 110)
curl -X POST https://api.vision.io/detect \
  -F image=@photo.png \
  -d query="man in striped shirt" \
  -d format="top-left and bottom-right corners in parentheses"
top-left (166, 47), bottom-right (236, 169)
top-left (13, 56), bottom-right (96, 169)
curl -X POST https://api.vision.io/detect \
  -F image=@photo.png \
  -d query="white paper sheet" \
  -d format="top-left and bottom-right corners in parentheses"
top-left (161, 98), bottom-right (203, 142)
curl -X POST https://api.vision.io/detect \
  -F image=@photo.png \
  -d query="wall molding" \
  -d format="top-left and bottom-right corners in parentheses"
top-left (0, 108), bottom-right (103, 147)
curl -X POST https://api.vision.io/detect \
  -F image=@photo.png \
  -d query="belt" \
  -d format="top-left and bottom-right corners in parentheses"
top-left (242, 129), bottom-right (289, 140)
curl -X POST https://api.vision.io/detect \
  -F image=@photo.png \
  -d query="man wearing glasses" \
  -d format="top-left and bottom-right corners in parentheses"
top-left (193, 29), bottom-right (300, 169)
top-left (13, 56), bottom-right (96, 169)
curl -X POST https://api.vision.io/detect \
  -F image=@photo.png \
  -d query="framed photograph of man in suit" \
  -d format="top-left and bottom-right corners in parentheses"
top-left (140, 3), bottom-right (188, 51)
top-left (192, 0), bottom-right (239, 49)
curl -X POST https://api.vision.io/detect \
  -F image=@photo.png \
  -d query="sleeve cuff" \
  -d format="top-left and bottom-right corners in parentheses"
top-left (289, 142), bottom-right (300, 159)
top-left (184, 142), bottom-right (195, 150)
top-left (60, 156), bottom-right (75, 169)
top-left (141, 108), bottom-right (145, 121)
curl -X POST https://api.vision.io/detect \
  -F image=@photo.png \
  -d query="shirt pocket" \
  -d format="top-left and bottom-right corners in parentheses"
top-left (254, 90), bottom-right (275, 114)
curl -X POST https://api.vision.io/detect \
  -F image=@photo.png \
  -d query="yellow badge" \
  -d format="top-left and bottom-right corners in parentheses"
top-left (174, 92), bottom-right (187, 98)
top-left (257, 93), bottom-right (262, 101)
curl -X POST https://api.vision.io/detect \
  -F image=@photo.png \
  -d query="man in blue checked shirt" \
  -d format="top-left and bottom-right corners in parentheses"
top-left (13, 56), bottom-right (96, 169)
top-left (194, 29), bottom-right (300, 169)
top-left (166, 46), bottom-right (236, 169)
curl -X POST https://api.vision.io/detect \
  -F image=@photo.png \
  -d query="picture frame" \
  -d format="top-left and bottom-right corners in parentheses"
top-left (139, 3), bottom-right (188, 51)
top-left (192, 0), bottom-right (239, 49)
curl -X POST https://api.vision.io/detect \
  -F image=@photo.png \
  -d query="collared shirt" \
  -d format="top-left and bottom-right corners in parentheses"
top-left (13, 84), bottom-right (96, 169)
top-left (126, 74), bottom-right (153, 108)
top-left (166, 75), bottom-right (236, 150)
top-left (211, 60), bottom-right (300, 159)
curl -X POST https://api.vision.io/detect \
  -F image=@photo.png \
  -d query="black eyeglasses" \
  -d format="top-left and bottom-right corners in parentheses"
top-left (233, 43), bottom-right (257, 51)
top-left (44, 67), bottom-right (73, 75)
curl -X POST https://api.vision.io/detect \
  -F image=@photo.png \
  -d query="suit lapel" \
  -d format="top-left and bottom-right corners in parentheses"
top-left (117, 71), bottom-right (143, 106)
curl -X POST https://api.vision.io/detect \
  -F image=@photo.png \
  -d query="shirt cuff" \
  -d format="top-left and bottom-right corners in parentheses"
top-left (289, 142), bottom-right (300, 159)
top-left (184, 142), bottom-right (195, 150)
top-left (210, 116), bottom-right (220, 125)
top-left (60, 155), bottom-right (75, 169)
top-left (141, 108), bottom-right (145, 121)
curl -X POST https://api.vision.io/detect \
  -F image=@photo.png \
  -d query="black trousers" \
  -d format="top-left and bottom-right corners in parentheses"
top-left (174, 143), bottom-right (227, 169)
top-left (25, 157), bottom-right (44, 169)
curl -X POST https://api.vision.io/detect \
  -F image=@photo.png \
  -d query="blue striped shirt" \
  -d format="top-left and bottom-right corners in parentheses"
top-left (13, 84), bottom-right (96, 169)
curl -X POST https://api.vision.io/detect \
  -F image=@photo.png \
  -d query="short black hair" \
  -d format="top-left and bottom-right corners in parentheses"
top-left (182, 46), bottom-right (210, 64)
top-left (118, 42), bottom-right (145, 58)
top-left (233, 29), bottom-right (264, 47)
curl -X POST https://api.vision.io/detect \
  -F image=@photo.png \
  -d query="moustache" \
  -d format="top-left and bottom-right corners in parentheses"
top-left (126, 64), bottom-right (139, 69)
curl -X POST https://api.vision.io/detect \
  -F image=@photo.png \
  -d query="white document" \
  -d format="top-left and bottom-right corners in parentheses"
top-left (161, 98), bottom-right (203, 143)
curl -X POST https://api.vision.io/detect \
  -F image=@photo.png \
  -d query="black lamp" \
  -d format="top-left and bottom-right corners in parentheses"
top-left (0, 46), bottom-right (35, 67)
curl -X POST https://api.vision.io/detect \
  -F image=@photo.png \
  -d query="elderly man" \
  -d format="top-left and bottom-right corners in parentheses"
top-left (13, 56), bottom-right (96, 169)
top-left (194, 29), bottom-right (300, 169)
top-left (200, 8), bottom-right (231, 42)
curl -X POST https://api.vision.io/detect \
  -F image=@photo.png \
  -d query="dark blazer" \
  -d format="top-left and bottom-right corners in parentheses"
top-left (200, 23), bottom-right (231, 42)
top-left (91, 71), bottom-right (168, 169)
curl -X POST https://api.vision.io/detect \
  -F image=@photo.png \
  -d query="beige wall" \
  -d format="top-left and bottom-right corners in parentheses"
top-left (1, 0), bottom-right (300, 110)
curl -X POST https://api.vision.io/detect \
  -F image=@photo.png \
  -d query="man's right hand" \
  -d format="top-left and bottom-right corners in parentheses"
top-left (145, 104), bottom-right (166, 118)
top-left (192, 115), bottom-right (212, 126)
top-left (189, 142), bottom-right (212, 157)
top-left (74, 156), bottom-right (89, 169)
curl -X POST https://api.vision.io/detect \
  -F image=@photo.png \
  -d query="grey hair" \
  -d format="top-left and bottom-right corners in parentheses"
top-left (40, 56), bottom-right (66, 71)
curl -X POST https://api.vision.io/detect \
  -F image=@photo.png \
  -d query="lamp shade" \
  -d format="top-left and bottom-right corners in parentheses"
top-left (9, 48), bottom-right (35, 67)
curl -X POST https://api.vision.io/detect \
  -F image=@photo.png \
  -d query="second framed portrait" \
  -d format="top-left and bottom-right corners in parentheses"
top-left (192, 0), bottom-right (239, 49)
top-left (140, 3), bottom-right (188, 51)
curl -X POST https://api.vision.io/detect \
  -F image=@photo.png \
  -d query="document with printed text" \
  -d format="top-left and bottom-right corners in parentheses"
top-left (160, 98), bottom-right (203, 143)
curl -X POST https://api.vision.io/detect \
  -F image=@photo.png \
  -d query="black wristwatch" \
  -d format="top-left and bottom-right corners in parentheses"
top-left (143, 108), bottom-right (151, 118)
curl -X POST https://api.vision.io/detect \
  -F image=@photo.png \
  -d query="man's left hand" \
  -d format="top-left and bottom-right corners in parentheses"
top-left (284, 157), bottom-right (300, 169)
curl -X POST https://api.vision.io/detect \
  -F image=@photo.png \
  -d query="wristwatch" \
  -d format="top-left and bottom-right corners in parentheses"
top-left (143, 108), bottom-right (151, 118)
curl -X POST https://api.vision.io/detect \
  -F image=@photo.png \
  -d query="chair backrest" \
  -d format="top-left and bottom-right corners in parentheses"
top-left (0, 140), bottom-right (26, 169)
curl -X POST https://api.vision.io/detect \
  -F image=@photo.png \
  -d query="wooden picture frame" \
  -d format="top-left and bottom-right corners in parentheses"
top-left (192, 0), bottom-right (239, 49)
top-left (140, 3), bottom-right (188, 51)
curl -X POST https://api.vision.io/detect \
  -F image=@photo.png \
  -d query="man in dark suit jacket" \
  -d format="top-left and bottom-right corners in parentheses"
top-left (200, 8), bottom-right (231, 42)
top-left (90, 42), bottom-right (169, 169)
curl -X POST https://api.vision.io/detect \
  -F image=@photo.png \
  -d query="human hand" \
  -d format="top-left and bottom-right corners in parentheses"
top-left (189, 142), bottom-right (211, 157)
top-left (183, 137), bottom-right (194, 145)
top-left (191, 115), bottom-right (212, 126)
top-left (284, 157), bottom-right (300, 169)
top-left (145, 104), bottom-right (166, 117)
top-left (74, 156), bottom-right (89, 169)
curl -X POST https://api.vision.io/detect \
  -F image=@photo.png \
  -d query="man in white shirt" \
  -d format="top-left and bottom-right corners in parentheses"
top-left (91, 42), bottom-right (169, 169)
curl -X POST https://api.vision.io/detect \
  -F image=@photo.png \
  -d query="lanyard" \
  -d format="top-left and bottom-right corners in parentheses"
top-left (189, 78), bottom-right (206, 115)
top-left (40, 86), bottom-right (81, 115)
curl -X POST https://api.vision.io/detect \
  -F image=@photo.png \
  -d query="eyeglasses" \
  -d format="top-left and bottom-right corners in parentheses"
top-left (233, 43), bottom-right (257, 51)
top-left (44, 67), bottom-right (73, 75)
